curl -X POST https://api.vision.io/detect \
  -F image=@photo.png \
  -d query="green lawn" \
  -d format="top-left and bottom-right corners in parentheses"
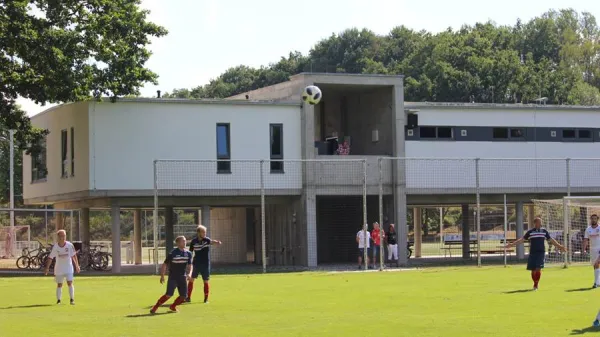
top-left (0, 266), bottom-right (598, 337)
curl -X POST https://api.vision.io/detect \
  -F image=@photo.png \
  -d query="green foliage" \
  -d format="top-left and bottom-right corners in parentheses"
top-left (168, 9), bottom-right (600, 106)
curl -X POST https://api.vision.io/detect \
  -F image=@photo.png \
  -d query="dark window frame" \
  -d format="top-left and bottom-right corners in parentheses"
top-left (216, 123), bottom-right (231, 173)
top-left (510, 128), bottom-right (524, 138)
top-left (436, 127), bottom-right (453, 139)
top-left (579, 129), bottom-right (592, 139)
top-left (31, 137), bottom-right (48, 182)
top-left (562, 129), bottom-right (576, 139)
top-left (269, 123), bottom-right (284, 173)
top-left (419, 126), bottom-right (437, 139)
top-left (60, 129), bottom-right (68, 178)
top-left (70, 127), bottom-right (75, 176)
top-left (493, 128), bottom-right (509, 139)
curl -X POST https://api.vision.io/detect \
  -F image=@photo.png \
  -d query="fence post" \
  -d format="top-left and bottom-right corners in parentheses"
top-left (378, 158), bottom-right (384, 271)
top-left (260, 160), bottom-right (266, 273)
top-left (9, 129), bottom-right (15, 257)
top-left (363, 159), bottom-right (368, 270)
top-left (153, 160), bottom-right (159, 274)
top-left (503, 194), bottom-right (507, 267)
top-left (70, 210), bottom-right (74, 242)
top-left (563, 196), bottom-right (569, 268)
top-left (566, 158), bottom-right (571, 197)
top-left (475, 158), bottom-right (481, 267)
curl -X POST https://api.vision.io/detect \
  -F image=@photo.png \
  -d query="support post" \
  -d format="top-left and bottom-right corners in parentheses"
top-left (9, 129), bottom-right (15, 257)
top-left (413, 208), bottom-right (422, 258)
top-left (133, 209), bottom-right (142, 265)
top-left (461, 204), bottom-right (471, 259)
top-left (80, 208), bottom-right (90, 265)
top-left (503, 194), bottom-right (508, 267)
top-left (516, 201), bottom-right (525, 260)
top-left (165, 207), bottom-right (174, 254)
top-left (56, 212), bottom-right (64, 231)
top-left (111, 203), bottom-right (122, 273)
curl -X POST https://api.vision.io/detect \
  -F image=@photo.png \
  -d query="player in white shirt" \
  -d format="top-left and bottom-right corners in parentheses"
top-left (44, 230), bottom-right (80, 305)
top-left (356, 224), bottom-right (371, 270)
top-left (583, 214), bottom-right (600, 288)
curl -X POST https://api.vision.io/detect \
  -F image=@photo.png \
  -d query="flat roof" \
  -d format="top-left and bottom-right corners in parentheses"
top-left (292, 72), bottom-right (406, 79)
top-left (405, 102), bottom-right (600, 111)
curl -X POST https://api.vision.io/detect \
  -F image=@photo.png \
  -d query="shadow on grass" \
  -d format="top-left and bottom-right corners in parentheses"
top-left (570, 326), bottom-right (600, 335)
top-left (144, 304), bottom-right (173, 309)
top-left (503, 289), bottom-right (534, 294)
top-left (566, 287), bottom-right (593, 293)
top-left (0, 304), bottom-right (52, 310)
top-left (126, 312), bottom-right (171, 318)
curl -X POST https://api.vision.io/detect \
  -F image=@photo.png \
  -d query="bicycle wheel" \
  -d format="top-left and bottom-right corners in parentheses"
top-left (16, 256), bottom-right (30, 269)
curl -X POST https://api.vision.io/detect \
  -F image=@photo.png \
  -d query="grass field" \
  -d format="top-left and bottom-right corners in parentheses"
top-left (1, 266), bottom-right (599, 337)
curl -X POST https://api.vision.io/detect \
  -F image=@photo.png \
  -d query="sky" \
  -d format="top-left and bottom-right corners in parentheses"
top-left (16, 0), bottom-right (600, 116)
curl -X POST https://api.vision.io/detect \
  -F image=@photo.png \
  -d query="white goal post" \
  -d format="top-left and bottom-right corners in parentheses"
top-left (533, 196), bottom-right (600, 268)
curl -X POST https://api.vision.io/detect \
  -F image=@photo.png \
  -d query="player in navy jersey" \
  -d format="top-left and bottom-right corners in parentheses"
top-left (504, 217), bottom-right (567, 290)
top-left (186, 225), bottom-right (222, 303)
top-left (150, 236), bottom-right (192, 314)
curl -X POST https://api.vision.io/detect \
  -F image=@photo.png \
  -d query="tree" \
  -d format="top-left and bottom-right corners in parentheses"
top-left (0, 0), bottom-right (168, 144)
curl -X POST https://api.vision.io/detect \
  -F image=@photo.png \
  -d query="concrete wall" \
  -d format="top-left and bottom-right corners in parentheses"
top-left (227, 77), bottom-right (305, 101)
top-left (209, 207), bottom-right (247, 264)
top-left (89, 100), bottom-right (302, 192)
top-left (23, 102), bottom-right (90, 202)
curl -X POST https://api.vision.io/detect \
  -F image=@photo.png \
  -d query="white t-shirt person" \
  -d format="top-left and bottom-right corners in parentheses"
top-left (357, 229), bottom-right (371, 249)
top-left (49, 241), bottom-right (77, 276)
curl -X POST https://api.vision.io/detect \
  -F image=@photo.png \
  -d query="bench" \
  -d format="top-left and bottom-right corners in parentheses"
top-left (442, 240), bottom-right (477, 257)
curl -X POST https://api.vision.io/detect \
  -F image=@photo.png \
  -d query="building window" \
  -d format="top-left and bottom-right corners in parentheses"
top-left (61, 129), bottom-right (68, 178)
top-left (70, 127), bottom-right (75, 176)
top-left (510, 128), bottom-right (524, 138)
top-left (437, 127), bottom-right (453, 139)
top-left (579, 129), bottom-right (591, 139)
top-left (562, 129), bottom-right (576, 139)
top-left (270, 124), bottom-right (284, 172)
top-left (419, 127), bottom-right (436, 138)
top-left (31, 137), bottom-right (47, 182)
top-left (216, 123), bottom-right (231, 173)
top-left (493, 128), bottom-right (509, 139)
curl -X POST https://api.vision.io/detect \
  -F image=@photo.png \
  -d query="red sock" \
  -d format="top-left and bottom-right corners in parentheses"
top-left (531, 271), bottom-right (536, 282)
top-left (204, 282), bottom-right (209, 301)
top-left (170, 296), bottom-right (184, 310)
top-left (152, 295), bottom-right (169, 311)
top-left (187, 282), bottom-right (194, 299)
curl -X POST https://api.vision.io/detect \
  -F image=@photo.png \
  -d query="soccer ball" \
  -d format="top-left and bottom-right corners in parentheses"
top-left (302, 85), bottom-right (322, 105)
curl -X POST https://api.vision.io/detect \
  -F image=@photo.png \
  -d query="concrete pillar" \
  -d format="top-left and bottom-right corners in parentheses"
top-left (461, 204), bottom-right (471, 259)
top-left (527, 204), bottom-right (534, 229)
top-left (516, 202), bottom-right (525, 259)
top-left (201, 206), bottom-right (210, 234)
top-left (133, 209), bottom-right (142, 265)
top-left (111, 203), bottom-right (122, 273)
top-left (69, 211), bottom-right (79, 241)
top-left (413, 207), bottom-right (422, 258)
top-left (79, 208), bottom-right (90, 251)
top-left (55, 212), bottom-right (64, 231)
top-left (194, 209), bottom-right (200, 226)
top-left (165, 207), bottom-right (175, 254)
top-left (391, 83), bottom-right (408, 266)
top-left (304, 190), bottom-right (317, 267)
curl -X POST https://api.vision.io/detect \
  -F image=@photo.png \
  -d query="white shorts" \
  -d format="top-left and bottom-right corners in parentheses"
top-left (591, 248), bottom-right (600, 266)
top-left (55, 273), bottom-right (74, 284)
top-left (387, 244), bottom-right (398, 260)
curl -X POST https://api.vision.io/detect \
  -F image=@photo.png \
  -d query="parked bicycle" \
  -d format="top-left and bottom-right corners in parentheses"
top-left (77, 245), bottom-right (111, 271)
top-left (16, 241), bottom-right (54, 270)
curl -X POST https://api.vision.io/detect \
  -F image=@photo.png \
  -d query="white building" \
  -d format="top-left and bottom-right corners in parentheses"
top-left (23, 73), bottom-right (600, 270)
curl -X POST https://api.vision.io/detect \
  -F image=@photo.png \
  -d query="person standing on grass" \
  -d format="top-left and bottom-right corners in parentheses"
top-left (186, 225), bottom-right (222, 303)
top-left (356, 224), bottom-right (371, 269)
top-left (504, 217), bottom-right (567, 290)
top-left (386, 224), bottom-right (398, 266)
top-left (371, 222), bottom-right (384, 269)
top-left (150, 236), bottom-right (192, 314)
top-left (582, 214), bottom-right (600, 288)
top-left (44, 229), bottom-right (80, 305)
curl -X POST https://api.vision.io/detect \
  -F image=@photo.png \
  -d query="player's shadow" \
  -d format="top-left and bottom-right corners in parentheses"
top-left (570, 326), bottom-right (600, 334)
top-left (144, 304), bottom-right (171, 309)
top-left (566, 287), bottom-right (593, 293)
top-left (0, 304), bottom-right (52, 310)
top-left (125, 312), bottom-right (171, 318)
top-left (502, 289), bottom-right (534, 294)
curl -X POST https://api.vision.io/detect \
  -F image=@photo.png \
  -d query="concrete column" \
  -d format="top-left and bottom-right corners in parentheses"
top-left (413, 208), bottom-right (422, 258)
top-left (55, 212), bottom-right (64, 231)
top-left (527, 204), bottom-right (534, 229)
top-left (111, 203), bottom-right (122, 273)
top-left (392, 83), bottom-right (408, 266)
top-left (165, 207), bottom-right (175, 254)
top-left (516, 202), bottom-right (525, 259)
top-left (133, 209), bottom-right (142, 265)
top-left (461, 204), bottom-right (471, 259)
top-left (79, 208), bottom-right (90, 251)
top-left (304, 190), bottom-right (317, 267)
top-left (201, 206), bottom-right (210, 230)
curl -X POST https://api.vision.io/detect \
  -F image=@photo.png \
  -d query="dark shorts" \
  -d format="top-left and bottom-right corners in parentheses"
top-left (192, 264), bottom-right (210, 281)
top-left (166, 275), bottom-right (187, 297)
top-left (527, 252), bottom-right (546, 270)
top-left (358, 248), bottom-right (370, 258)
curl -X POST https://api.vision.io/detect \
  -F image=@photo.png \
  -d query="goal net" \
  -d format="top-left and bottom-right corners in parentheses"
top-left (533, 197), bottom-right (600, 266)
